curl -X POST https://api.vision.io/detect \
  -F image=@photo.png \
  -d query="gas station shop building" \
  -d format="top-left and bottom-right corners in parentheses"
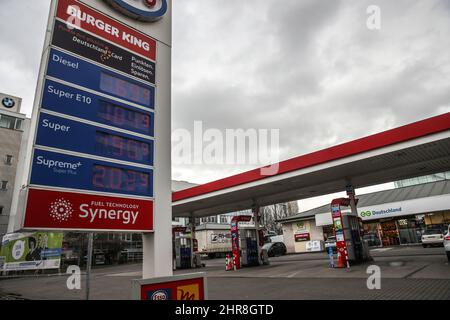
top-left (278, 178), bottom-right (450, 253)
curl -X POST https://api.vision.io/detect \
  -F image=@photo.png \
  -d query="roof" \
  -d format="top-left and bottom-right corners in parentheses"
top-left (172, 113), bottom-right (450, 218)
top-left (195, 223), bottom-right (255, 231)
top-left (173, 113), bottom-right (450, 203)
top-left (278, 179), bottom-right (450, 223)
top-left (195, 223), bottom-right (231, 231)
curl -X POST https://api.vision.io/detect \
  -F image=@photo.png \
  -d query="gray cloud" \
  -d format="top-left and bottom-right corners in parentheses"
top-left (0, 0), bottom-right (448, 185)
top-left (172, 0), bottom-right (450, 183)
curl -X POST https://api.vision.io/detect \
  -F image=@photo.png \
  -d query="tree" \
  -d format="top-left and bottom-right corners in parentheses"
top-left (260, 201), bottom-right (298, 234)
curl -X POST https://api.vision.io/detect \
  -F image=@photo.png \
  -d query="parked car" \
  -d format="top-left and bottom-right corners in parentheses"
top-left (444, 224), bottom-right (450, 262)
top-left (324, 236), bottom-right (337, 253)
top-left (421, 228), bottom-right (445, 247)
top-left (262, 242), bottom-right (287, 257)
top-left (83, 249), bottom-right (106, 265)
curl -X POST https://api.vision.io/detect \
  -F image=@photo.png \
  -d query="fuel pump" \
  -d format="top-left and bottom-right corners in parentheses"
top-left (240, 228), bottom-right (259, 267)
top-left (331, 196), bottom-right (371, 268)
top-left (230, 215), bottom-right (252, 269)
top-left (172, 226), bottom-right (194, 269)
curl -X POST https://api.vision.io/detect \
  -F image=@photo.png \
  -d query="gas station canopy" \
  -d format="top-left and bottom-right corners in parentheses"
top-left (172, 113), bottom-right (450, 218)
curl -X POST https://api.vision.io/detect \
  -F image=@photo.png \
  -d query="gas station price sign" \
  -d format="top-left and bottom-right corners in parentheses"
top-left (35, 113), bottom-right (154, 165)
top-left (42, 79), bottom-right (154, 136)
top-left (20, 0), bottom-right (160, 232)
top-left (47, 48), bottom-right (155, 108)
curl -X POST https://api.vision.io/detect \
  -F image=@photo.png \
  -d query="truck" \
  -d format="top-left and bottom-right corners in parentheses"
top-left (195, 223), bottom-right (260, 259)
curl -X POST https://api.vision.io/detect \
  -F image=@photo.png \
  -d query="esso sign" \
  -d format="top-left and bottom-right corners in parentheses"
top-left (103, 0), bottom-right (168, 22)
top-left (151, 290), bottom-right (169, 300)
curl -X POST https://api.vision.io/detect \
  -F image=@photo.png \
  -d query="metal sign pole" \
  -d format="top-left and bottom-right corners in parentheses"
top-left (86, 232), bottom-right (94, 300)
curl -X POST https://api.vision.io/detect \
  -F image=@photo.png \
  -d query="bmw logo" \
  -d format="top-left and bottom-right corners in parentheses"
top-left (2, 97), bottom-right (15, 109)
top-left (104, 0), bottom-right (168, 22)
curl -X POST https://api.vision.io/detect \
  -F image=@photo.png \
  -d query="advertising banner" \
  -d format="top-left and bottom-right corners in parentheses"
top-left (24, 188), bottom-right (153, 232)
top-left (306, 240), bottom-right (323, 252)
top-left (211, 233), bottom-right (227, 243)
top-left (294, 232), bottom-right (310, 242)
top-left (0, 232), bottom-right (63, 271)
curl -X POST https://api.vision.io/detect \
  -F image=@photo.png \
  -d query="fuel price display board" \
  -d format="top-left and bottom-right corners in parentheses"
top-left (21, 0), bottom-right (158, 232)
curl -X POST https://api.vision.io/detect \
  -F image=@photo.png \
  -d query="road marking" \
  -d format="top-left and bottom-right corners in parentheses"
top-left (371, 248), bottom-right (393, 252)
top-left (105, 271), bottom-right (142, 277)
top-left (287, 270), bottom-right (303, 278)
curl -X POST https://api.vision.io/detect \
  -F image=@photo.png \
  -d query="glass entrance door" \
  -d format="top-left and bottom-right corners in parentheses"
top-left (397, 218), bottom-right (421, 244)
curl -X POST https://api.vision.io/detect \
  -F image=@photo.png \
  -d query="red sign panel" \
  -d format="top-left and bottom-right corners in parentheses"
top-left (294, 233), bottom-right (310, 242)
top-left (140, 277), bottom-right (206, 300)
top-left (24, 188), bottom-right (153, 232)
top-left (56, 0), bottom-right (157, 60)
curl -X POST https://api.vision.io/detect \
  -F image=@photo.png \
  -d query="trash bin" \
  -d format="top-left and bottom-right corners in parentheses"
top-left (193, 253), bottom-right (202, 268)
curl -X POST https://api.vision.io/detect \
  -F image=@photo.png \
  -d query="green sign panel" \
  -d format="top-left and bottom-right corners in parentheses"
top-left (0, 232), bottom-right (63, 271)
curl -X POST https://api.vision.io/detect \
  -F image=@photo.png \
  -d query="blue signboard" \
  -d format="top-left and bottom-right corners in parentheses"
top-left (42, 79), bottom-right (154, 136)
top-left (46, 48), bottom-right (155, 109)
top-left (30, 149), bottom-right (153, 197)
top-left (36, 113), bottom-right (154, 166)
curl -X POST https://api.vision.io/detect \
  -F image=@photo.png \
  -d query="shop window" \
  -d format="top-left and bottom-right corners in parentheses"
top-left (322, 225), bottom-right (335, 240)
top-left (380, 221), bottom-right (400, 246)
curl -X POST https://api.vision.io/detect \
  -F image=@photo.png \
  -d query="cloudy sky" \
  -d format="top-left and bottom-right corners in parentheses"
top-left (0, 1), bottom-right (449, 210)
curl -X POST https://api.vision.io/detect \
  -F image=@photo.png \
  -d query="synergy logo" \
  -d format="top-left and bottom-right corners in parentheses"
top-left (2, 97), bottom-right (15, 109)
top-left (103, 0), bottom-right (168, 22)
top-left (49, 198), bottom-right (139, 225)
top-left (49, 198), bottom-right (74, 222)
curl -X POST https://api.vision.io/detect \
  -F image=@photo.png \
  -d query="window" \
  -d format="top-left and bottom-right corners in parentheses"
top-left (122, 233), bottom-right (132, 241)
top-left (1, 181), bottom-right (7, 191)
top-left (15, 119), bottom-right (23, 130)
top-left (5, 155), bottom-right (13, 165)
top-left (0, 115), bottom-right (23, 130)
top-left (0, 115), bottom-right (16, 129)
top-left (0, 206), bottom-right (3, 215)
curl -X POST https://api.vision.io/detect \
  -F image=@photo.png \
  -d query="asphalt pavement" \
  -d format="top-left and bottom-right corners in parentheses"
top-left (0, 245), bottom-right (449, 300)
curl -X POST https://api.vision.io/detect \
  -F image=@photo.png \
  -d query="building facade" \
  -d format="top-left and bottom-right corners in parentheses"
top-left (395, 171), bottom-right (450, 188)
top-left (0, 94), bottom-right (27, 239)
top-left (279, 177), bottom-right (450, 254)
